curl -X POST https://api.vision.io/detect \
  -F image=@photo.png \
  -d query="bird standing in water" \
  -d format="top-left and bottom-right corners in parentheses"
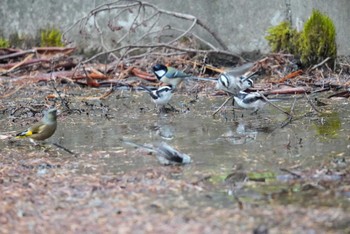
top-left (16, 108), bottom-right (58, 142)
top-left (140, 85), bottom-right (174, 110)
top-left (233, 91), bottom-right (266, 113)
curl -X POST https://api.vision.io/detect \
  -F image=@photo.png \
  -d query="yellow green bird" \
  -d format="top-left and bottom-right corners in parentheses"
top-left (16, 108), bottom-right (58, 141)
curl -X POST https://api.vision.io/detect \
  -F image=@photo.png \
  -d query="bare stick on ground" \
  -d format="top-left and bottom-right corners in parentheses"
top-left (52, 143), bottom-right (76, 155)
top-left (212, 96), bottom-right (233, 116)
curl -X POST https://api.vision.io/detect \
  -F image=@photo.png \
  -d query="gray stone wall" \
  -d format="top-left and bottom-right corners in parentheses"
top-left (0, 0), bottom-right (349, 55)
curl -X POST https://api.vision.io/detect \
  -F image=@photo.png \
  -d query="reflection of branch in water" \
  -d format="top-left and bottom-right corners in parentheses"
top-left (280, 96), bottom-right (297, 128)
top-left (260, 93), bottom-right (291, 116)
top-left (304, 92), bottom-right (322, 113)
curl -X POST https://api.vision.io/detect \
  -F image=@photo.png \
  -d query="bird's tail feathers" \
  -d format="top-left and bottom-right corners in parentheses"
top-left (139, 85), bottom-right (154, 93)
top-left (121, 139), bottom-right (156, 153)
top-left (242, 70), bottom-right (259, 81)
top-left (139, 85), bottom-right (158, 99)
top-left (16, 130), bottom-right (32, 138)
top-left (186, 76), bottom-right (217, 82)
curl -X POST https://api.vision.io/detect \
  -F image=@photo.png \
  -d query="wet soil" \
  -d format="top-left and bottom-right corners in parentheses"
top-left (1, 82), bottom-right (350, 233)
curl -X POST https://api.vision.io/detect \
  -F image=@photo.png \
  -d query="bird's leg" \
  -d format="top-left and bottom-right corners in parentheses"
top-left (231, 96), bottom-right (236, 119)
top-left (167, 103), bottom-right (178, 112)
top-left (29, 138), bottom-right (39, 146)
top-left (251, 109), bottom-right (259, 115)
top-left (158, 106), bottom-right (167, 113)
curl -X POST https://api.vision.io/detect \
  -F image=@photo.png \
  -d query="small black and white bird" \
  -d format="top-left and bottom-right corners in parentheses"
top-left (156, 142), bottom-right (191, 165)
top-left (140, 85), bottom-right (174, 108)
top-left (215, 63), bottom-right (257, 94)
top-left (233, 91), bottom-right (266, 113)
top-left (122, 140), bottom-right (192, 165)
top-left (216, 73), bottom-right (254, 95)
top-left (152, 64), bottom-right (191, 88)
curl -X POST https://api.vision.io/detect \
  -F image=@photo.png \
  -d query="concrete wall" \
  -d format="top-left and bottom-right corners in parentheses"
top-left (0, 0), bottom-right (349, 55)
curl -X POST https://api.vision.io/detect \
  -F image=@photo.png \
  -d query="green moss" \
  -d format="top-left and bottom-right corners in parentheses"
top-left (0, 37), bottom-right (10, 48)
top-left (265, 9), bottom-right (337, 67)
top-left (300, 9), bottom-right (337, 66)
top-left (265, 21), bottom-right (300, 54)
top-left (314, 112), bottom-right (341, 139)
top-left (40, 28), bottom-right (64, 47)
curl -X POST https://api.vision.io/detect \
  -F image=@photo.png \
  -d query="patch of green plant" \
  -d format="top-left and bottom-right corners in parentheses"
top-left (300, 9), bottom-right (337, 66)
top-left (40, 28), bottom-right (64, 47)
top-left (0, 37), bottom-right (10, 48)
top-left (314, 112), bottom-right (341, 139)
top-left (265, 9), bottom-right (337, 67)
top-left (265, 21), bottom-right (300, 54)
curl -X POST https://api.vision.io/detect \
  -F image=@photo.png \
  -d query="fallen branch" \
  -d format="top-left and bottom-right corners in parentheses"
top-left (212, 96), bottom-right (233, 116)
top-left (130, 67), bottom-right (156, 81)
top-left (14, 69), bottom-right (109, 83)
top-left (304, 92), bottom-right (322, 113)
top-left (0, 49), bottom-right (36, 61)
top-left (82, 43), bottom-right (242, 65)
top-left (278, 70), bottom-right (303, 83)
top-left (0, 57), bottom-right (50, 71)
top-left (310, 57), bottom-right (331, 71)
top-left (83, 67), bottom-right (101, 87)
top-left (280, 96), bottom-right (297, 128)
top-left (52, 142), bottom-right (76, 155)
top-left (260, 93), bottom-right (291, 116)
top-left (265, 87), bottom-right (312, 95)
top-left (35, 47), bottom-right (75, 55)
top-left (79, 86), bottom-right (117, 100)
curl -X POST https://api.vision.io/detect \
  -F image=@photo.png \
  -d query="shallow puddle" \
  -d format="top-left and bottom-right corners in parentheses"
top-left (1, 85), bottom-right (350, 234)
top-left (1, 89), bottom-right (350, 209)
top-left (49, 92), bottom-right (350, 173)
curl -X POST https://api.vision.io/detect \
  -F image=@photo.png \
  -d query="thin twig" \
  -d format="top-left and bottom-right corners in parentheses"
top-left (304, 92), bottom-right (322, 113)
top-left (52, 143), bottom-right (76, 155)
top-left (280, 96), bottom-right (297, 128)
top-left (260, 93), bottom-right (291, 116)
top-left (82, 43), bottom-right (240, 64)
top-left (212, 96), bottom-right (233, 116)
top-left (63, 0), bottom-right (240, 66)
top-left (0, 49), bottom-right (36, 61)
top-left (310, 57), bottom-right (331, 71)
top-left (279, 168), bottom-right (302, 178)
top-left (50, 61), bottom-right (71, 110)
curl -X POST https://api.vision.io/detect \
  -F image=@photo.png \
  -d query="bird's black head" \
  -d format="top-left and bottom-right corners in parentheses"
top-left (152, 64), bottom-right (168, 79)
top-left (159, 85), bottom-right (173, 92)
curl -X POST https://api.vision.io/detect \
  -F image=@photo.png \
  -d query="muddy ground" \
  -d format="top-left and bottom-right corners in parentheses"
top-left (1, 77), bottom-right (350, 234)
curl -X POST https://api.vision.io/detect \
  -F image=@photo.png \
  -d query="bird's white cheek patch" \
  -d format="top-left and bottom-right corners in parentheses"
top-left (219, 74), bottom-right (229, 88)
top-left (155, 70), bottom-right (166, 77)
